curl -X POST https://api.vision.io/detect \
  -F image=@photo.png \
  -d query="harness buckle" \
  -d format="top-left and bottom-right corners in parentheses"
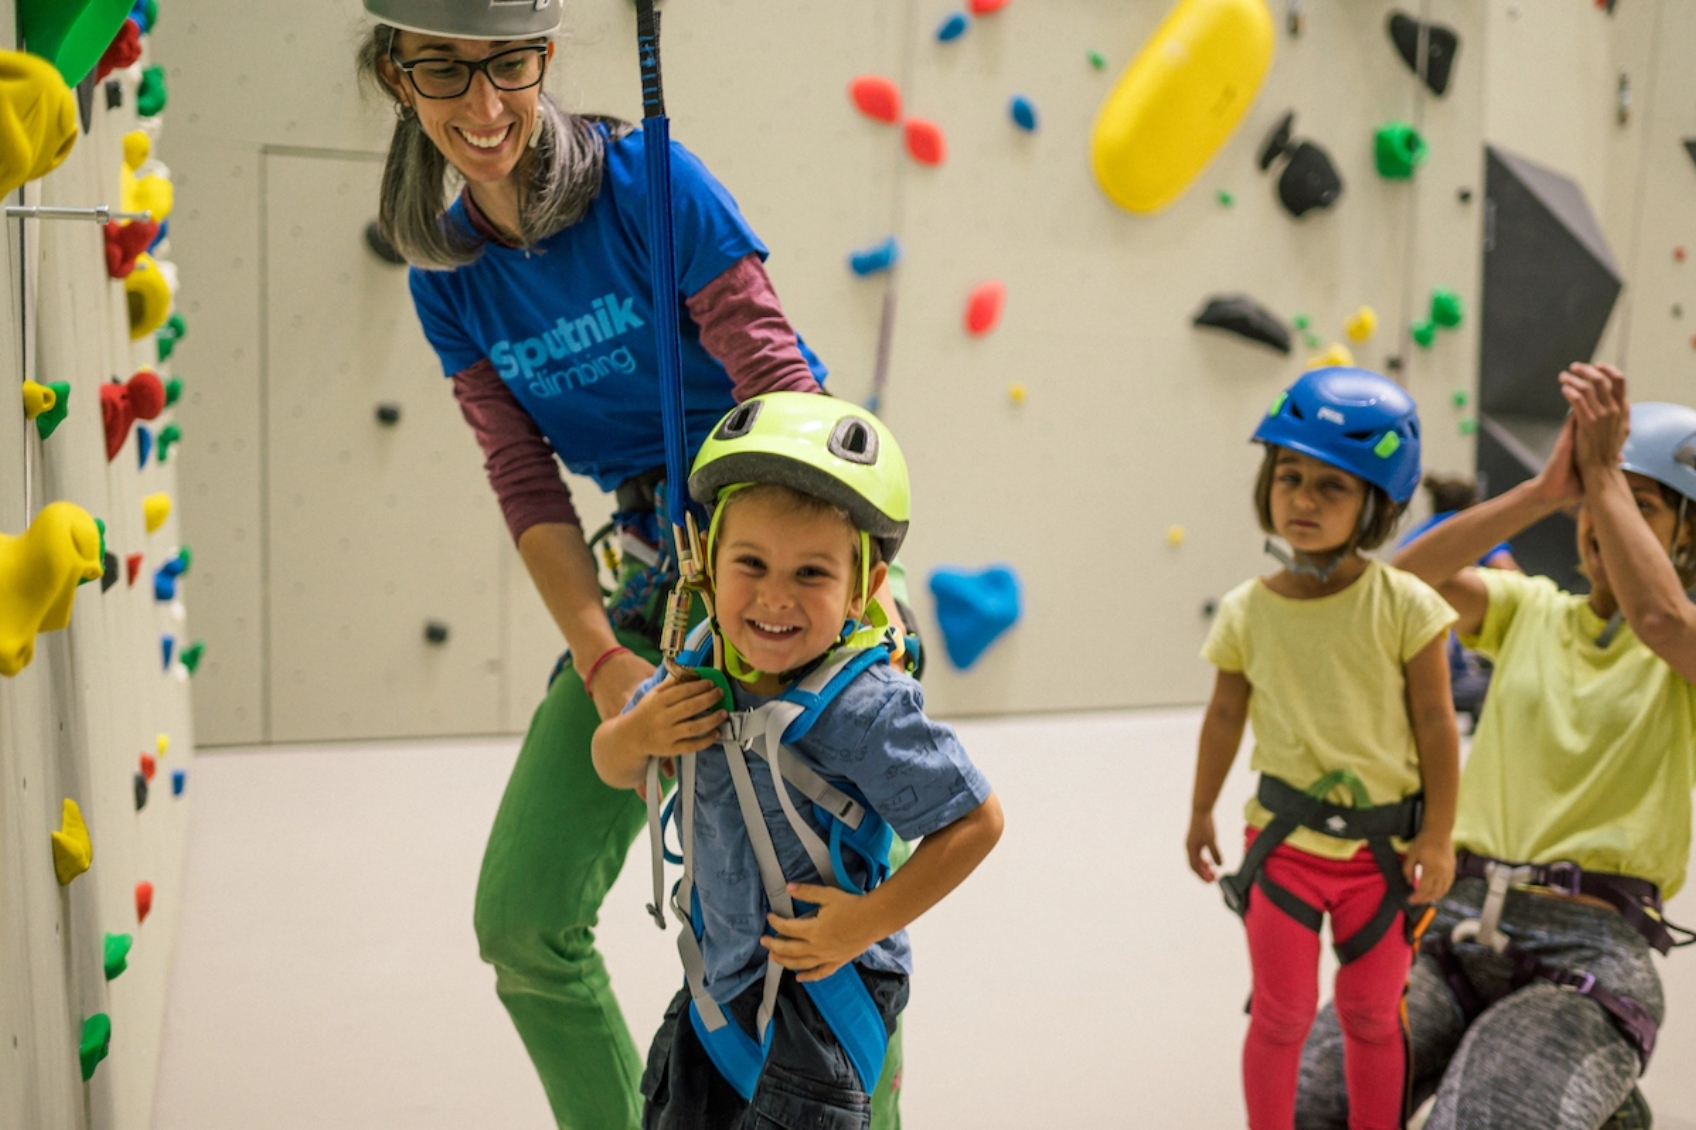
top-left (1323, 814), bottom-right (1349, 835)
top-left (646, 902), bottom-right (667, 929)
top-left (1542, 861), bottom-right (1583, 897)
top-left (1562, 970), bottom-right (1598, 996)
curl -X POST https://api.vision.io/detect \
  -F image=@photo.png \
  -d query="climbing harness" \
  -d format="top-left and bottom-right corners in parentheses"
top-left (1424, 851), bottom-right (1695, 1070)
top-left (1220, 771), bottom-right (1428, 965)
top-left (642, 627), bottom-right (897, 1100)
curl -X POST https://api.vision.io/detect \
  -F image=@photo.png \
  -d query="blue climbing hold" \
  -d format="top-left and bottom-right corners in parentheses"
top-left (848, 235), bottom-right (901, 277)
top-left (148, 220), bottom-right (169, 252)
top-left (937, 12), bottom-right (969, 41)
top-left (161, 635), bottom-right (174, 669)
top-left (171, 769), bottom-right (186, 797)
top-left (1010, 94), bottom-right (1038, 132)
top-left (137, 425), bottom-right (153, 468)
top-left (154, 551), bottom-right (188, 601)
top-left (928, 565), bottom-right (1023, 670)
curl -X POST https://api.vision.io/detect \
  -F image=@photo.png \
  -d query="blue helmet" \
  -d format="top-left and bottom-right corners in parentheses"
top-left (1620, 402), bottom-right (1696, 505)
top-left (1252, 367), bottom-right (1423, 504)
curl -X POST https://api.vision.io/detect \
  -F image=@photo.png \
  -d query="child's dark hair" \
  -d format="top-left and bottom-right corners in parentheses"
top-left (1422, 474), bottom-right (1480, 515)
top-left (1253, 445), bottom-right (1404, 551)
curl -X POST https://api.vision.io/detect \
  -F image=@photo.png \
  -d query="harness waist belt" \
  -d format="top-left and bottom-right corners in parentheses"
top-left (1256, 774), bottom-right (1424, 841)
top-left (1456, 850), bottom-right (1693, 956)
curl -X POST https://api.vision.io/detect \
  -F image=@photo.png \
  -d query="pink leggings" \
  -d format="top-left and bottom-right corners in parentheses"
top-left (1241, 828), bottom-right (1411, 1130)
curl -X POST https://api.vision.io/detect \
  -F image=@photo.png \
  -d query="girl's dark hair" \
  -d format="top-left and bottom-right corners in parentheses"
top-left (1656, 482), bottom-right (1696, 589)
top-left (1253, 445), bottom-right (1404, 552)
top-left (355, 25), bottom-right (632, 268)
top-left (1422, 474), bottom-right (1480, 515)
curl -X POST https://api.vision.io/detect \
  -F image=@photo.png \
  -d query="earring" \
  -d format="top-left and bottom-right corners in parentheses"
top-left (528, 117), bottom-right (544, 150)
top-left (394, 101), bottom-right (416, 121)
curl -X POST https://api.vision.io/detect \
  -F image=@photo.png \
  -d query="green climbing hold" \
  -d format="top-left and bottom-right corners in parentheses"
top-left (1292, 314), bottom-right (1311, 330)
top-left (1216, 189), bottom-right (1235, 207)
top-left (180, 640), bottom-right (205, 674)
top-left (156, 313), bottom-right (186, 362)
top-left (176, 546), bottom-right (193, 574)
top-left (79, 1014), bottom-right (111, 1081)
top-left (1087, 50), bottom-right (1107, 71)
top-left (1459, 417), bottom-right (1479, 436)
top-left (1430, 287), bottom-right (1464, 328)
top-left (163, 377), bottom-right (183, 406)
top-left (82, 520), bottom-right (109, 587)
top-left (1452, 389), bottom-right (1469, 408)
top-left (157, 423), bottom-right (182, 463)
top-left (137, 65), bottom-right (168, 118)
top-left (138, 0), bottom-right (159, 30)
top-left (1373, 122), bottom-right (1429, 179)
top-left (104, 933), bottom-right (133, 981)
top-left (35, 381), bottom-right (71, 440)
top-left (1411, 319), bottom-right (1438, 349)
top-left (1301, 332), bottom-right (1323, 350)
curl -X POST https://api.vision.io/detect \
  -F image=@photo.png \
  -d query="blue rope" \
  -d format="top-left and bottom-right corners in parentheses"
top-left (635, 0), bottom-right (690, 530)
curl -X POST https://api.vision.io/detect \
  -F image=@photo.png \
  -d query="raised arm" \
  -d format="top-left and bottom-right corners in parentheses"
top-left (1562, 364), bottom-right (1696, 681)
top-left (1393, 418), bottom-right (1582, 637)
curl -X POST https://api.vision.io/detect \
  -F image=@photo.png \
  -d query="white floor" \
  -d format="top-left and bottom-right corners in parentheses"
top-left (152, 709), bottom-right (1696, 1129)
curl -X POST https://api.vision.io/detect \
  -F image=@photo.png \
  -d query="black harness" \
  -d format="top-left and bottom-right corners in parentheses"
top-left (1220, 773), bottom-right (1425, 964)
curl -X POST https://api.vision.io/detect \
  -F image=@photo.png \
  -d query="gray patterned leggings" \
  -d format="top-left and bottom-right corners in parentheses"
top-left (1295, 877), bottom-right (1663, 1130)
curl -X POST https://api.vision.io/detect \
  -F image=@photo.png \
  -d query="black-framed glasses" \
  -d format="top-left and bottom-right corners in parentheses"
top-left (390, 44), bottom-right (549, 100)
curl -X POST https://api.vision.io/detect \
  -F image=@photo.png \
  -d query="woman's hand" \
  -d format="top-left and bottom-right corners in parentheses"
top-left (762, 883), bottom-right (885, 982)
top-left (1403, 830), bottom-right (1456, 904)
top-left (1560, 362), bottom-right (1631, 476)
top-left (1529, 415), bottom-right (1585, 510)
top-left (1186, 810), bottom-right (1223, 883)
top-left (588, 649), bottom-right (658, 722)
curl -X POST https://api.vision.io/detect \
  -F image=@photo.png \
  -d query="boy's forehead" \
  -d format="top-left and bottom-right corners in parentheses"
top-left (718, 490), bottom-right (859, 553)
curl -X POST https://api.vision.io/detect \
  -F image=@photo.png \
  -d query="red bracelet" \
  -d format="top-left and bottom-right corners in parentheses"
top-left (582, 645), bottom-right (632, 696)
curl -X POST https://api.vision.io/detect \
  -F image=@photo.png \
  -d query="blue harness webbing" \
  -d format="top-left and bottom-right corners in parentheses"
top-left (645, 627), bottom-right (894, 1100)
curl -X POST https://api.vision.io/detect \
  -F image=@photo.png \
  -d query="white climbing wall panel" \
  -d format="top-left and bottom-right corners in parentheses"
top-left (0, 3), bottom-right (199, 1126)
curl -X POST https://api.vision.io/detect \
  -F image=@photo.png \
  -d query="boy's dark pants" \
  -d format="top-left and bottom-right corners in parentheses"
top-left (642, 967), bottom-right (908, 1130)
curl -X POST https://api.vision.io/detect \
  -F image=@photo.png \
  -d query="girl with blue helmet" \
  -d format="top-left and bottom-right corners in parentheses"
top-left (1186, 367), bottom-right (1461, 1130)
top-left (1300, 365), bottom-right (1696, 1130)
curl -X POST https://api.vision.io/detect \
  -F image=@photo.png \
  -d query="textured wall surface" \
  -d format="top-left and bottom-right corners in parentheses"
top-left (0, 5), bottom-right (199, 1127)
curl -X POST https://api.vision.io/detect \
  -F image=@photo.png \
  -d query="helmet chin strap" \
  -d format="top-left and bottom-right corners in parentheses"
top-left (1263, 494), bottom-right (1377, 584)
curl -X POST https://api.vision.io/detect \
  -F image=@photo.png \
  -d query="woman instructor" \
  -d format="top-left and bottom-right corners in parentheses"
top-left (1295, 364), bottom-right (1696, 1130)
top-left (355, 3), bottom-right (904, 1125)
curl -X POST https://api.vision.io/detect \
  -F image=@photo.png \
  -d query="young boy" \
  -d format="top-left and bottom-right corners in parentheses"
top-left (593, 393), bottom-right (1003, 1129)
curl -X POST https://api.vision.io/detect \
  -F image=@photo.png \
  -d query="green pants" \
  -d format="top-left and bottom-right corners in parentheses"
top-left (473, 628), bottom-right (904, 1129)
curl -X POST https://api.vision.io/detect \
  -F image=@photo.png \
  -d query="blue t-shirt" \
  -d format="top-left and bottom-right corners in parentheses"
top-left (628, 661), bottom-right (992, 1005)
top-left (408, 124), bottom-right (827, 491)
top-left (1399, 511), bottom-right (1512, 567)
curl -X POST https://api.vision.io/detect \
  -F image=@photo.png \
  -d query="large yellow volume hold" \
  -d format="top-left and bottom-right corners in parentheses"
top-left (52, 798), bottom-right (93, 885)
top-left (1090, 0), bottom-right (1275, 215)
top-left (0, 502), bottom-right (103, 677)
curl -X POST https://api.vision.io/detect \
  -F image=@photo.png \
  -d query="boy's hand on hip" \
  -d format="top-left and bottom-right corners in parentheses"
top-left (762, 883), bottom-right (883, 982)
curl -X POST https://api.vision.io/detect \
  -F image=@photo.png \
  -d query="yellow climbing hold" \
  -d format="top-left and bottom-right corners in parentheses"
top-left (120, 130), bottom-right (174, 223)
top-left (0, 50), bottom-right (78, 199)
top-left (0, 502), bottom-right (103, 676)
top-left (1008, 383), bottom-right (1027, 405)
top-left (143, 493), bottom-right (172, 534)
top-left (52, 798), bottom-right (93, 885)
top-left (21, 380), bottom-right (56, 419)
top-left (157, 733), bottom-right (169, 758)
top-left (1090, 0), bottom-right (1276, 214)
top-left (126, 253), bottom-right (173, 340)
top-left (1167, 525), bottom-right (1187, 547)
top-left (1308, 342), bottom-right (1355, 369)
top-left (1345, 306), bottom-right (1378, 342)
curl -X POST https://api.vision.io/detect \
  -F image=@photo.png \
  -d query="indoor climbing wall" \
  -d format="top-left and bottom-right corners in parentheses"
top-left (0, 2), bottom-right (200, 1126)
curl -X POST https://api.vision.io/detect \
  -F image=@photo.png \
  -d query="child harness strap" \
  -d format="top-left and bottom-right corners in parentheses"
top-left (1220, 772), bottom-right (1424, 965)
top-left (642, 631), bottom-right (895, 1101)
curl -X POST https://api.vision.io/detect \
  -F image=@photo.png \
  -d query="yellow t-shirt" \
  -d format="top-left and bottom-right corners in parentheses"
top-left (1202, 560), bottom-right (1457, 859)
top-left (1454, 569), bottom-right (1696, 897)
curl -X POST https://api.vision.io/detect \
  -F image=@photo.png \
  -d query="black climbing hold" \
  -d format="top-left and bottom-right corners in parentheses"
top-left (133, 772), bottom-right (148, 812)
top-left (1258, 111), bottom-right (1295, 171)
top-left (1192, 296), bottom-right (1292, 354)
top-left (375, 403), bottom-right (402, 425)
top-left (1278, 142), bottom-right (1342, 217)
top-left (101, 551), bottom-right (119, 593)
top-left (76, 73), bottom-right (96, 134)
top-left (1457, 187), bottom-right (1474, 203)
top-left (1387, 12), bottom-right (1460, 97)
top-left (365, 221), bottom-right (407, 267)
top-left (104, 80), bottom-right (124, 111)
top-left (1386, 355), bottom-right (1405, 372)
top-left (1683, 139), bottom-right (1696, 174)
top-left (1202, 599), bottom-right (1218, 618)
top-left (424, 621), bottom-right (450, 645)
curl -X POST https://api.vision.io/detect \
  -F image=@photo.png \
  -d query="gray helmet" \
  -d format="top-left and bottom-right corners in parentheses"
top-left (364, 0), bottom-right (561, 39)
top-left (1620, 402), bottom-right (1696, 504)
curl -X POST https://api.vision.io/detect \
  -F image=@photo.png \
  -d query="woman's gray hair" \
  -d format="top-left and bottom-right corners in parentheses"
top-left (356, 24), bottom-right (630, 269)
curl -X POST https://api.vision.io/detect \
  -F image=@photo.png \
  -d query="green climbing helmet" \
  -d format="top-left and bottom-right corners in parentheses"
top-left (689, 393), bottom-right (911, 563)
top-left (362, 0), bottom-right (561, 39)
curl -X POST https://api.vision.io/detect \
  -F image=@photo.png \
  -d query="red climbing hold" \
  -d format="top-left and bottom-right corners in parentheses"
top-left (96, 19), bottom-right (143, 83)
top-left (139, 752), bottom-right (156, 782)
top-left (969, 0), bottom-right (1011, 13)
top-left (904, 119), bottom-right (947, 166)
top-left (849, 76), bottom-right (902, 124)
top-left (135, 881), bottom-right (154, 924)
top-left (1676, 246), bottom-right (1687, 263)
top-left (103, 220), bottom-right (158, 279)
top-left (101, 370), bottom-right (167, 461)
top-left (126, 553), bottom-right (143, 586)
top-left (965, 280), bottom-right (1007, 336)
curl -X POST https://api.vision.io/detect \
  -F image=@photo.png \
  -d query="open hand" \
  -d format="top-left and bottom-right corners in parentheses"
top-left (1402, 830), bottom-right (1455, 904)
top-left (1186, 811), bottom-right (1223, 883)
top-left (762, 883), bottom-right (883, 982)
top-left (1560, 363), bottom-right (1631, 476)
top-left (622, 676), bottom-right (726, 758)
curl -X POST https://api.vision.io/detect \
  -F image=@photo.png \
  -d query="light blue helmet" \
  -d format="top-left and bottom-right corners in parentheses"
top-left (1620, 402), bottom-right (1696, 505)
top-left (363, 0), bottom-right (561, 38)
top-left (1252, 367), bottom-right (1423, 504)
